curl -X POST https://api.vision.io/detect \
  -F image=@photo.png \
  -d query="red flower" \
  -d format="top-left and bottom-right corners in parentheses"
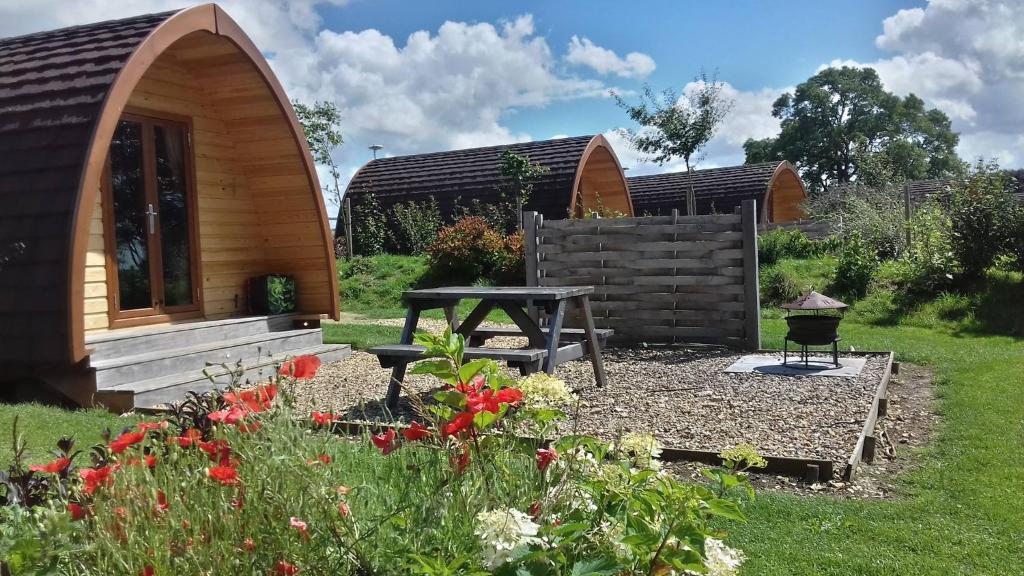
top-left (109, 431), bottom-right (146, 454)
top-left (208, 406), bottom-right (247, 425)
top-left (275, 560), bottom-right (300, 575)
top-left (198, 439), bottom-right (231, 463)
top-left (79, 465), bottom-right (116, 495)
top-left (68, 501), bottom-right (90, 521)
top-left (370, 429), bottom-right (399, 455)
top-left (528, 500), bottom-right (543, 519)
top-left (310, 411), bottom-right (337, 426)
top-left (536, 448), bottom-right (558, 471)
top-left (140, 565), bottom-right (154, 576)
top-left (223, 384), bottom-right (277, 413)
top-left (207, 465), bottom-right (240, 486)
top-left (173, 428), bottom-right (202, 447)
top-left (494, 387), bottom-right (523, 405)
top-left (289, 516), bottom-right (309, 538)
top-left (137, 421), bottom-right (169, 432)
top-left (29, 456), bottom-right (70, 474)
top-left (237, 420), bottom-right (261, 434)
top-left (400, 421), bottom-right (432, 441)
top-left (450, 444), bottom-right (470, 475)
top-left (155, 490), bottom-right (169, 514)
top-left (145, 454), bottom-right (158, 469)
top-left (242, 537), bottom-right (256, 552)
top-left (444, 412), bottom-right (475, 436)
top-left (279, 355), bottom-right (321, 380)
top-left (338, 501), bottom-right (350, 517)
top-left (455, 375), bottom-right (486, 394)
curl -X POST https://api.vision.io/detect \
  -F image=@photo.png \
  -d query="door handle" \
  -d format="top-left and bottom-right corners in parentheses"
top-left (145, 203), bottom-right (159, 235)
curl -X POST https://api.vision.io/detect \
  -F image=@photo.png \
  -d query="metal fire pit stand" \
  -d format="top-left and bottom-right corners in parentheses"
top-left (783, 336), bottom-right (841, 369)
top-left (780, 290), bottom-right (849, 370)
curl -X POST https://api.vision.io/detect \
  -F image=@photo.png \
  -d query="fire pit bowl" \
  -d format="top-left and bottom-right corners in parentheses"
top-left (781, 291), bottom-right (848, 369)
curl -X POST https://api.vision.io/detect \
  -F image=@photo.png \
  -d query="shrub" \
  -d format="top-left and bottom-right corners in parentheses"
top-left (758, 228), bottom-right (827, 266)
top-left (759, 265), bottom-right (801, 306)
top-left (388, 197), bottom-right (442, 254)
top-left (900, 201), bottom-right (957, 295)
top-left (352, 190), bottom-right (388, 256)
top-left (1, 337), bottom-right (753, 575)
top-left (948, 161), bottom-right (1017, 281)
top-left (832, 234), bottom-right (875, 299)
top-left (804, 183), bottom-right (908, 259)
top-left (427, 217), bottom-right (522, 284)
top-left (1006, 204), bottom-right (1024, 272)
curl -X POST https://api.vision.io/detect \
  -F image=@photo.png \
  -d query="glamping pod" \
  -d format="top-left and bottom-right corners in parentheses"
top-left (0, 5), bottom-right (345, 408)
top-left (627, 161), bottom-right (807, 224)
top-left (340, 135), bottom-right (633, 238)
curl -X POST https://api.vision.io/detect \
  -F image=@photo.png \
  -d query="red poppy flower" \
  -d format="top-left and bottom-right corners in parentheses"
top-left (198, 439), bottom-right (231, 463)
top-left (29, 456), bottom-right (70, 474)
top-left (109, 430), bottom-right (146, 454)
top-left (444, 412), bottom-right (475, 436)
top-left (275, 560), bottom-right (300, 575)
top-left (528, 500), bottom-right (542, 519)
top-left (79, 465), bottom-right (116, 495)
top-left (289, 516), bottom-right (309, 538)
top-left (173, 428), bottom-right (202, 447)
top-left (536, 448), bottom-right (558, 471)
top-left (140, 565), bottom-right (154, 576)
top-left (450, 444), bottom-right (470, 475)
top-left (242, 537), bottom-right (256, 552)
top-left (310, 411), bottom-right (337, 426)
top-left (208, 406), bottom-right (247, 425)
top-left (400, 421), bottom-right (432, 441)
top-left (455, 375), bottom-right (486, 394)
top-left (207, 465), bottom-right (240, 486)
top-left (154, 490), bottom-right (169, 514)
top-left (370, 429), bottom-right (399, 455)
top-left (145, 454), bottom-right (158, 469)
top-left (223, 384), bottom-right (277, 413)
top-left (494, 387), bottom-right (523, 405)
top-left (68, 501), bottom-right (90, 521)
top-left (279, 355), bottom-right (321, 380)
top-left (237, 420), bottom-right (261, 433)
top-left (338, 501), bottom-right (350, 517)
top-left (137, 421), bottom-right (169, 432)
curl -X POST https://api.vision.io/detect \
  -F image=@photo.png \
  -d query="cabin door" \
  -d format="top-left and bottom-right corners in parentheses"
top-left (105, 114), bottom-right (200, 327)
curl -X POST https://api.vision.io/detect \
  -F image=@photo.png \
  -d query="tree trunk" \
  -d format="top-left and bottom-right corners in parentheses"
top-left (685, 157), bottom-right (697, 216)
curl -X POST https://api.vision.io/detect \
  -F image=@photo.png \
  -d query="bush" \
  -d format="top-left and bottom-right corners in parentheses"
top-left (759, 265), bottom-right (801, 306)
top-left (900, 201), bottom-right (957, 295)
top-left (1, 338), bottom-right (754, 575)
top-left (832, 234), bottom-right (875, 299)
top-left (1007, 204), bottom-right (1024, 272)
top-left (758, 228), bottom-right (828, 266)
top-left (427, 217), bottom-right (521, 283)
top-left (388, 197), bottom-right (442, 254)
top-left (948, 161), bottom-right (1017, 280)
top-left (352, 191), bottom-right (388, 256)
top-left (804, 184), bottom-right (908, 259)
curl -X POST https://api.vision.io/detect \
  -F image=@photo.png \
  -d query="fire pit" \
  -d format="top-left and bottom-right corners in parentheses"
top-left (781, 290), bottom-right (848, 369)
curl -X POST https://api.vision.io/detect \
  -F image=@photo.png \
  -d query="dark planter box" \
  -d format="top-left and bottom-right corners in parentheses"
top-left (785, 315), bottom-right (841, 345)
top-left (248, 274), bottom-right (296, 315)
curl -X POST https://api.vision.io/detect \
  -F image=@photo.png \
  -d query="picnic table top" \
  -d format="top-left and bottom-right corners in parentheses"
top-left (403, 286), bottom-right (593, 301)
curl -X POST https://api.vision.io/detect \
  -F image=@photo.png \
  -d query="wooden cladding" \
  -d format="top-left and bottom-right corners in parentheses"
top-left (525, 202), bottom-right (760, 349)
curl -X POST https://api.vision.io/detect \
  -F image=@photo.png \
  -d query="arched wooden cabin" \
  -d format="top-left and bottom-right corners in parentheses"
top-left (627, 161), bottom-right (807, 223)
top-left (0, 5), bottom-right (345, 409)
top-left (341, 135), bottom-right (633, 240)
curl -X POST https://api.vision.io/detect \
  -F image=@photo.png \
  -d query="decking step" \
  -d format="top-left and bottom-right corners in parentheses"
top-left (92, 328), bottom-right (324, 388)
top-left (86, 315), bottom-right (298, 362)
top-left (95, 344), bottom-right (352, 410)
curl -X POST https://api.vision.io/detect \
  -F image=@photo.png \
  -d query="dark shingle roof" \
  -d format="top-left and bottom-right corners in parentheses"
top-left (0, 10), bottom-right (177, 366)
top-left (343, 135), bottom-right (598, 224)
top-left (904, 179), bottom-right (952, 206)
top-left (627, 161), bottom-right (785, 216)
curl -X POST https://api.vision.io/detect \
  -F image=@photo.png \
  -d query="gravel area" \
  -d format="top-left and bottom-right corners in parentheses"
top-left (295, 339), bottom-right (890, 473)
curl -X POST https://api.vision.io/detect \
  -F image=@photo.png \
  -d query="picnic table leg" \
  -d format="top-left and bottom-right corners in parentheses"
top-left (443, 305), bottom-right (458, 331)
top-left (578, 295), bottom-right (608, 387)
top-left (542, 300), bottom-right (567, 374)
top-left (385, 305), bottom-right (421, 410)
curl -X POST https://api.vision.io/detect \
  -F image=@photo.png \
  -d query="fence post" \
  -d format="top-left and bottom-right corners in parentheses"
top-left (523, 211), bottom-right (540, 322)
top-left (670, 209), bottom-right (680, 345)
top-left (741, 199), bottom-right (761, 350)
top-left (343, 197), bottom-right (354, 259)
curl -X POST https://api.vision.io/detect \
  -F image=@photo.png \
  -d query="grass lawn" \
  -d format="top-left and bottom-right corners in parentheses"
top-left (322, 322), bottom-right (402, 349)
top-left (0, 404), bottom-right (138, 466)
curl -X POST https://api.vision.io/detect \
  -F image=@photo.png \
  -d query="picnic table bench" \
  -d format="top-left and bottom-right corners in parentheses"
top-left (368, 286), bottom-right (610, 409)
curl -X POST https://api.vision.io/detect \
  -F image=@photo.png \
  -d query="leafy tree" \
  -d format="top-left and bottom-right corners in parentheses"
top-left (948, 161), bottom-right (1017, 281)
top-left (744, 66), bottom-right (961, 192)
top-left (293, 100), bottom-right (344, 206)
top-left (614, 71), bottom-right (733, 215)
top-left (495, 150), bottom-right (548, 232)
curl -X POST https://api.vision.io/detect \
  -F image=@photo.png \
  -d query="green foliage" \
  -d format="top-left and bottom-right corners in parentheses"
top-left (803, 183), bottom-right (908, 259)
top-left (614, 70), bottom-right (733, 214)
top-left (758, 265), bottom-right (801, 306)
top-left (947, 161), bottom-right (1017, 280)
top-left (757, 228), bottom-right (833, 266)
top-left (744, 66), bottom-right (961, 191)
top-left (831, 234), bottom-right (875, 299)
top-left (293, 100), bottom-right (344, 205)
top-left (337, 254), bottom-right (431, 315)
top-left (321, 322), bottom-right (403, 350)
top-left (899, 200), bottom-right (957, 295)
top-left (426, 217), bottom-right (523, 284)
top-left (352, 190), bottom-right (388, 256)
top-left (495, 150), bottom-right (549, 232)
top-left (388, 196), bottom-right (443, 254)
top-left (1010, 203), bottom-right (1024, 272)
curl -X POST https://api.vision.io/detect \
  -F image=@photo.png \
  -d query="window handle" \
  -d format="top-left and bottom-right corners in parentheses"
top-left (145, 203), bottom-right (159, 234)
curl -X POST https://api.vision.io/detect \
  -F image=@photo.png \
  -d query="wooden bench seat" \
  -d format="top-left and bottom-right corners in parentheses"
top-left (369, 344), bottom-right (548, 373)
top-left (468, 326), bottom-right (613, 347)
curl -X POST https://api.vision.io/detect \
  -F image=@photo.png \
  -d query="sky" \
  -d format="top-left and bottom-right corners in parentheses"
top-left (4, 0), bottom-right (1023, 214)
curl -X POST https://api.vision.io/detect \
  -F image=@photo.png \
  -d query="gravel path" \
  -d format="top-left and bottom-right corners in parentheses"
top-left (296, 339), bottom-right (888, 469)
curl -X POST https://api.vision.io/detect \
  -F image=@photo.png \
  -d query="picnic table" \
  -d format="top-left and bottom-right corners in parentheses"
top-left (368, 286), bottom-right (611, 409)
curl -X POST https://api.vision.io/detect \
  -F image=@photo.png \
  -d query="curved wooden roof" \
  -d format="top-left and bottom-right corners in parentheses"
top-left (627, 161), bottom-right (804, 220)
top-left (343, 134), bottom-right (631, 225)
top-left (0, 4), bottom-right (336, 366)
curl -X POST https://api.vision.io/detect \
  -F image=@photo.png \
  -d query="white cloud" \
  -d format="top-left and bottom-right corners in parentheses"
top-left (565, 36), bottom-right (655, 79)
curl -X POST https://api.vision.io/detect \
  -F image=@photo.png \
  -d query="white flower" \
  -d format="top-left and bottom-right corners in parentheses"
top-left (703, 538), bottom-right (745, 576)
top-left (518, 374), bottom-right (576, 408)
top-left (474, 508), bottom-right (542, 568)
top-left (617, 432), bottom-right (663, 471)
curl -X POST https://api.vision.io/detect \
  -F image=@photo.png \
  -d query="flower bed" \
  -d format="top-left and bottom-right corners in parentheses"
top-left (1, 331), bottom-right (756, 575)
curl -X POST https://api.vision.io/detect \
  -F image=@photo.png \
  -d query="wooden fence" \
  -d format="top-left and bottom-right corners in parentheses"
top-left (524, 199), bottom-right (760, 349)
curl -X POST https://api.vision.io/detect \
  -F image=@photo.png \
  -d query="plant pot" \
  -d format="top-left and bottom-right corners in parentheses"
top-left (784, 315), bottom-right (841, 345)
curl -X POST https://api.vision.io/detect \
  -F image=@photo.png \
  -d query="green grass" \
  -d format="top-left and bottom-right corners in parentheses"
top-left (322, 322), bottom-right (402, 350)
top-left (0, 403), bottom-right (139, 466)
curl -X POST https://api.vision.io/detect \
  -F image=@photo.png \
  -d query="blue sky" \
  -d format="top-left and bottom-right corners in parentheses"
top-left (4, 0), bottom-right (1022, 212)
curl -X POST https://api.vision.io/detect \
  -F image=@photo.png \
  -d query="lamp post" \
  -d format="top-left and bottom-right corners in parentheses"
top-left (369, 144), bottom-right (383, 159)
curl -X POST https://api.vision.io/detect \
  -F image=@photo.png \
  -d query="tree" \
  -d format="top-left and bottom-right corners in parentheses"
top-left (497, 150), bottom-right (548, 231)
top-left (744, 66), bottom-right (960, 192)
top-left (293, 100), bottom-right (344, 206)
top-left (614, 71), bottom-right (733, 215)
